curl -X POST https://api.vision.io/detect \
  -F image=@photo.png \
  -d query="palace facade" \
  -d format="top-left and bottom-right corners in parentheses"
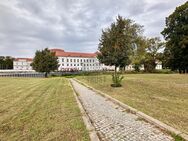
top-left (13, 49), bottom-right (114, 71)
top-left (13, 58), bottom-right (33, 70)
top-left (13, 48), bottom-right (162, 71)
top-left (51, 49), bottom-right (114, 71)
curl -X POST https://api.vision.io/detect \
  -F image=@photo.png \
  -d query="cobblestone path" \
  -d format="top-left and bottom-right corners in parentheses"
top-left (71, 79), bottom-right (174, 141)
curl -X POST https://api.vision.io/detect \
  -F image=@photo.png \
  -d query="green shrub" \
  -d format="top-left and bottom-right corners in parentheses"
top-left (111, 73), bottom-right (124, 87)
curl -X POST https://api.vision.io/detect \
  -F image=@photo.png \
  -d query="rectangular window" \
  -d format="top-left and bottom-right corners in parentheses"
top-left (62, 58), bottom-right (64, 62)
top-left (74, 59), bottom-right (76, 62)
top-left (67, 64), bottom-right (69, 66)
top-left (74, 64), bottom-right (76, 66)
top-left (71, 64), bottom-right (72, 66)
top-left (67, 59), bottom-right (69, 62)
top-left (81, 59), bottom-right (82, 62)
top-left (77, 64), bottom-right (79, 66)
top-left (70, 59), bottom-right (72, 62)
top-left (77, 59), bottom-right (79, 62)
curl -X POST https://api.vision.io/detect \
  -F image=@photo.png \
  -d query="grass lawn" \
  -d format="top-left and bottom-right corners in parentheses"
top-left (0, 77), bottom-right (89, 141)
top-left (77, 74), bottom-right (188, 134)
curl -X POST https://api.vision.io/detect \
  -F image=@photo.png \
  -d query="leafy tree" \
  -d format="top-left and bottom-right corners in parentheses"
top-left (161, 1), bottom-right (188, 73)
top-left (143, 37), bottom-right (164, 72)
top-left (31, 48), bottom-right (59, 77)
top-left (98, 15), bottom-right (143, 86)
top-left (162, 47), bottom-right (171, 69)
top-left (5, 57), bottom-right (14, 69)
top-left (0, 56), bottom-right (5, 69)
top-left (131, 36), bottom-right (148, 72)
top-left (0, 56), bottom-right (13, 69)
top-left (132, 37), bottom-right (164, 72)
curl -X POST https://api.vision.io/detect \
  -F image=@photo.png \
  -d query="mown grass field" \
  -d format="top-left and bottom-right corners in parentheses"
top-left (77, 74), bottom-right (188, 134)
top-left (0, 77), bottom-right (89, 141)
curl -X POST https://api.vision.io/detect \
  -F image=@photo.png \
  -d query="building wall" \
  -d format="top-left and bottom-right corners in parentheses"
top-left (13, 57), bottom-right (112, 71)
top-left (13, 54), bottom-right (162, 71)
top-left (58, 57), bottom-right (105, 71)
top-left (125, 64), bottom-right (162, 71)
top-left (13, 60), bottom-right (32, 70)
top-left (155, 64), bottom-right (162, 70)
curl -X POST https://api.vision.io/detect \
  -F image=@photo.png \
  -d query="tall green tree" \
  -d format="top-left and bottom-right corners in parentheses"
top-left (161, 1), bottom-right (188, 73)
top-left (31, 48), bottom-right (59, 77)
top-left (5, 57), bottom-right (14, 69)
top-left (162, 47), bottom-right (171, 69)
top-left (131, 36), bottom-right (147, 72)
top-left (0, 56), bottom-right (5, 69)
top-left (143, 37), bottom-right (164, 72)
top-left (132, 37), bottom-right (164, 72)
top-left (0, 56), bottom-right (13, 69)
top-left (98, 15), bottom-right (143, 86)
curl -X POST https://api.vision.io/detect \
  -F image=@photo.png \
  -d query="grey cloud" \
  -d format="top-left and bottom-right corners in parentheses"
top-left (0, 0), bottom-right (187, 57)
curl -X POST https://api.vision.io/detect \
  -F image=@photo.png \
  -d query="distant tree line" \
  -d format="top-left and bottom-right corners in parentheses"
top-left (0, 56), bottom-right (14, 70)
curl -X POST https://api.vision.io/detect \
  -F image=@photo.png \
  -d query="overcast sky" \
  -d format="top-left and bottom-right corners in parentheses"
top-left (0, 0), bottom-right (186, 57)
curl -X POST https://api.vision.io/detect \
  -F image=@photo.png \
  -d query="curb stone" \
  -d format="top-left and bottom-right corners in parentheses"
top-left (69, 79), bottom-right (100, 141)
top-left (74, 78), bottom-right (188, 141)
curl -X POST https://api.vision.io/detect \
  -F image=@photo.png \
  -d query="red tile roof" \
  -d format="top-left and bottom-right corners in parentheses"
top-left (50, 49), bottom-right (97, 58)
top-left (15, 58), bottom-right (33, 61)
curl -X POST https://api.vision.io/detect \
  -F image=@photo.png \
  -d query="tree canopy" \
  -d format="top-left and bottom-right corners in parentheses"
top-left (143, 37), bottom-right (164, 72)
top-left (0, 56), bottom-right (13, 70)
top-left (161, 1), bottom-right (188, 73)
top-left (98, 15), bottom-right (143, 86)
top-left (132, 37), bottom-right (164, 72)
top-left (31, 48), bottom-right (59, 77)
top-left (98, 15), bottom-right (143, 69)
top-left (131, 36), bottom-right (147, 71)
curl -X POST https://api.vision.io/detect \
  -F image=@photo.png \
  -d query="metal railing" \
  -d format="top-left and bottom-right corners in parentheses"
top-left (0, 71), bottom-right (45, 78)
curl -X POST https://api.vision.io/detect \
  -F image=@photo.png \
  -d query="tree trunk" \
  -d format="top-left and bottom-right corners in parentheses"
top-left (114, 66), bottom-right (117, 77)
top-left (179, 69), bottom-right (181, 74)
top-left (183, 69), bottom-right (185, 74)
top-left (123, 66), bottom-right (125, 73)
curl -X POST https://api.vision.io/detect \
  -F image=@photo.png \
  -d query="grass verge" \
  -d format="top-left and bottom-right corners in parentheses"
top-left (0, 77), bottom-right (89, 141)
top-left (77, 74), bottom-right (188, 135)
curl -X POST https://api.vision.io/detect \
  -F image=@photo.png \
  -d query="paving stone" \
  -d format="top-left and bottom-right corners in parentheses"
top-left (71, 80), bottom-right (174, 141)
